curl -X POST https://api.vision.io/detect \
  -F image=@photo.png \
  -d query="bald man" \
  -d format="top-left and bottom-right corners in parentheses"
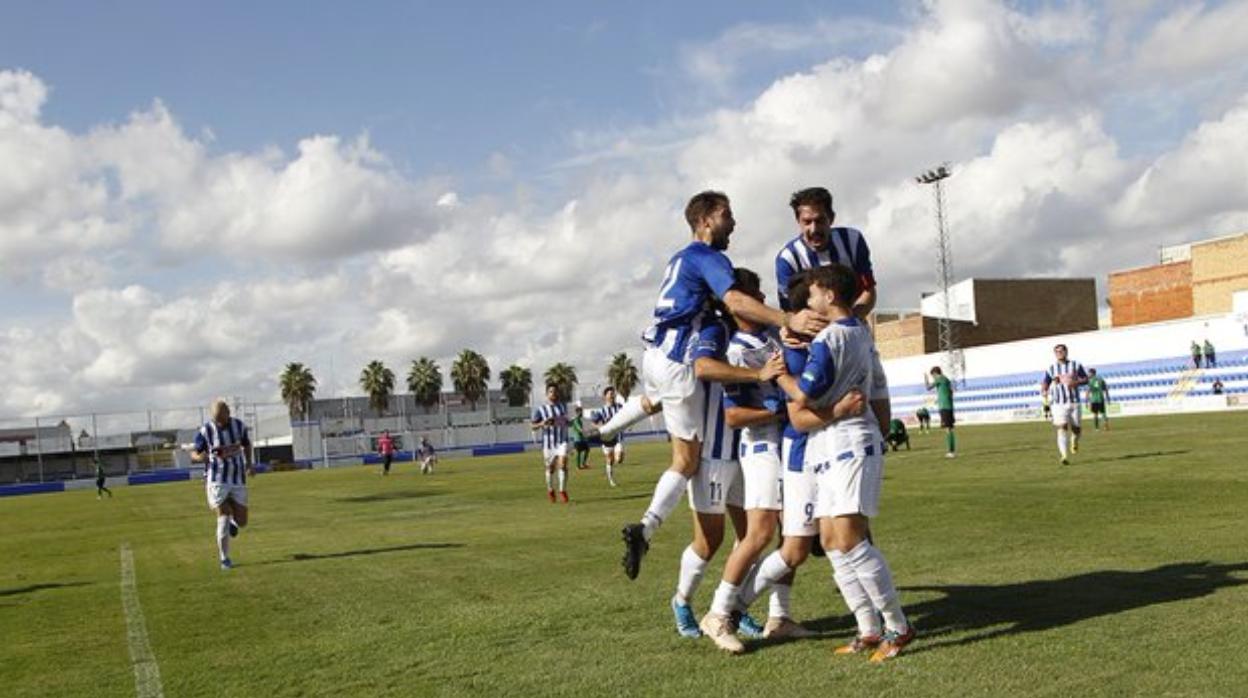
top-left (191, 400), bottom-right (254, 569)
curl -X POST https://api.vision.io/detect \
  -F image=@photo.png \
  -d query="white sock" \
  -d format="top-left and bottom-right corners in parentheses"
top-left (845, 541), bottom-right (907, 634)
top-left (641, 471), bottom-right (689, 541)
top-left (599, 396), bottom-right (647, 438)
top-left (544, 469), bottom-right (554, 491)
top-left (216, 515), bottom-right (230, 561)
top-left (1057, 430), bottom-right (1068, 458)
top-left (674, 545), bottom-right (708, 606)
top-left (557, 468), bottom-right (567, 493)
top-left (606, 463), bottom-right (615, 483)
top-left (710, 581), bottom-right (740, 617)
top-left (739, 550), bottom-right (792, 610)
top-left (769, 584), bottom-right (792, 620)
top-left (829, 548), bottom-right (880, 637)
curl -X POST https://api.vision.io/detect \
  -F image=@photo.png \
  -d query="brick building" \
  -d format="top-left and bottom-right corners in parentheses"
top-left (872, 278), bottom-right (1099, 359)
top-left (1108, 232), bottom-right (1248, 327)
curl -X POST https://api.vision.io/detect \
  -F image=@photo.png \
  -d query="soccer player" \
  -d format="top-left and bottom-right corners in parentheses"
top-left (915, 406), bottom-right (931, 433)
top-left (616, 190), bottom-right (826, 580)
top-left (191, 399), bottom-right (253, 570)
top-left (94, 454), bottom-right (112, 499)
top-left (925, 367), bottom-right (957, 458)
top-left (1204, 339), bottom-right (1217, 368)
top-left (670, 303), bottom-right (755, 643)
top-left (569, 405), bottom-right (591, 471)
top-left (1191, 340), bottom-right (1203, 368)
top-left (533, 384), bottom-right (571, 502)
top-left (780, 265), bottom-right (915, 662)
top-left (591, 388), bottom-right (623, 486)
top-left (699, 270), bottom-right (869, 651)
top-left (419, 437), bottom-right (437, 474)
top-left (701, 268), bottom-right (814, 649)
top-left (1042, 344), bottom-right (1089, 465)
top-left (377, 430), bottom-right (395, 476)
top-left (885, 419), bottom-right (910, 451)
top-left (775, 186), bottom-right (876, 319)
top-left (1087, 369), bottom-right (1111, 431)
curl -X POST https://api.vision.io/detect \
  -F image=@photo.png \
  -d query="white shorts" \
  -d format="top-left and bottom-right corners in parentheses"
top-left (688, 458), bottom-right (743, 514)
top-left (780, 437), bottom-right (817, 537)
top-left (206, 483), bottom-right (248, 509)
top-left (543, 443), bottom-right (568, 465)
top-left (1052, 403), bottom-right (1082, 428)
top-left (739, 442), bottom-right (782, 511)
top-left (601, 442), bottom-right (624, 457)
top-left (814, 453), bottom-right (883, 519)
top-left (642, 346), bottom-right (704, 442)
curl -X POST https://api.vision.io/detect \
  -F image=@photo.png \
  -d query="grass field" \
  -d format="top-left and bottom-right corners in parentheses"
top-left (3, 411), bottom-right (1248, 697)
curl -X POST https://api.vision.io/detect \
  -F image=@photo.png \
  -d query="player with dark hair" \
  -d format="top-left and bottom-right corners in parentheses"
top-left (1087, 368), bottom-right (1110, 431)
top-left (775, 186), bottom-right (876, 319)
top-left (1043, 344), bottom-right (1089, 465)
top-left (915, 406), bottom-right (931, 433)
top-left (532, 384), bottom-right (570, 502)
top-left (925, 367), bottom-right (956, 458)
top-left (94, 454), bottom-right (112, 499)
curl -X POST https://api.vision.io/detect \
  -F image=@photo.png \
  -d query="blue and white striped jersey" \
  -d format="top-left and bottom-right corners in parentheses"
top-left (590, 402), bottom-right (625, 442)
top-left (799, 318), bottom-right (885, 456)
top-left (532, 402), bottom-right (569, 449)
top-left (693, 318), bottom-right (740, 461)
top-left (645, 241), bottom-right (736, 362)
top-left (723, 329), bottom-right (783, 449)
top-left (782, 345), bottom-right (809, 473)
top-left (774, 228), bottom-right (874, 311)
top-left (1044, 360), bottom-right (1088, 404)
top-left (193, 418), bottom-right (251, 486)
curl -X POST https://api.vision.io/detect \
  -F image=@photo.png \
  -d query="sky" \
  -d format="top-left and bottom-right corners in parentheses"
top-left (2, 0), bottom-right (1247, 417)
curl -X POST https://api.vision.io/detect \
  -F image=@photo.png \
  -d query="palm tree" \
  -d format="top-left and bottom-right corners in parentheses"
top-left (606, 352), bottom-right (639, 399)
top-left (359, 360), bottom-right (395, 417)
top-left (279, 362), bottom-right (317, 419)
top-left (544, 363), bottom-right (578, 402)
top-left (451, 350), bottom-right (491, 410)
top-left (499, 365), bottom-right (533, 407)
top-left (407, 357), bottom-right (443, 413)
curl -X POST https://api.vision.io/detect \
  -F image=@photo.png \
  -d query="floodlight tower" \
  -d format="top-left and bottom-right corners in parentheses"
top-left (915, 163), bottom-right (963, 384)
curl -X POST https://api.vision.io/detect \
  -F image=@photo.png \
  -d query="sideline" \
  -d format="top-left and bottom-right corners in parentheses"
top-left (120, 542), bottom-right (165, 698)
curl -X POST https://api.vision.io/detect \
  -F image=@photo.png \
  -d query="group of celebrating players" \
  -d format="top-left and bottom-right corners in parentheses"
top-left (576, 186), bottom-right (916, 661)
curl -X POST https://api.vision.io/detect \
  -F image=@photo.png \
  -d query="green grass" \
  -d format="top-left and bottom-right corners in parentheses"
top-left (3, 412), bottom-right (1248, 697)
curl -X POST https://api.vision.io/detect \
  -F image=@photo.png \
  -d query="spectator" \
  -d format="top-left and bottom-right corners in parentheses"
top-left (377, 430), bottom-right (395, 476)
top-left (1204, 339), bottom-right (1217, 367)
top-left (1212, 379), bottom-right (1225, 395)
top-left (1190, 340), bottom-right (1203, 368)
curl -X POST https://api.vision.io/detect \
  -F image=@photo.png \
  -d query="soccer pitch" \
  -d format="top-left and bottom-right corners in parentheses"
top-left (3, 412), bottom-right (1247, 697)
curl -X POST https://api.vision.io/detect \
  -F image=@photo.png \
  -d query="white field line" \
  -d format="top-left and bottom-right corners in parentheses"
top-left (120, 543), bottom-right (166, 698)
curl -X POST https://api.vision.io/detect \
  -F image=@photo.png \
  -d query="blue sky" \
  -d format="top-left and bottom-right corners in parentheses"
top-left (2, 0), bottom-right (1247, 416)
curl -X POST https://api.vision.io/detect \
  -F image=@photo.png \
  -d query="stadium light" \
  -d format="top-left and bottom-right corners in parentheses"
top-left (915, 162), bottom-right (964, 386)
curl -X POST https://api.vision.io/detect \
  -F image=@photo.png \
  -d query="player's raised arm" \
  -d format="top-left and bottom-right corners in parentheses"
top-left (722, 289), bottom-right (828, 336)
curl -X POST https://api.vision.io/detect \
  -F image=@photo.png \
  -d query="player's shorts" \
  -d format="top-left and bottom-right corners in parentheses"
top-left (780, 436), bottom-right (817, 537)
top-left (642, 346), bottom-right (704, 442)
top-left (1090, 401), bottom-right (1106, 414)
top-left (939, 408), bottom-right (955, 429)
top-left (813, 450), bottom-right (883, 519)
top-left (688, 458), bottom-right (743, 514)
top-left (600, 441), bottom-right (623, 457)
top-left (573, 439), bottom-right (589, 453)
top-left (1051, 403), bottom-right (1081, 428)
top-left (543, 443), bottom-right (568, 465)
top-left (206, 482), bottom-right (248, 509)
top-left (739, 442), bottom-right (782, 511)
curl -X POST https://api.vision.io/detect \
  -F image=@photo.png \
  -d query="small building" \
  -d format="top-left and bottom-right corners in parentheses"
top-left (1108, 231), bottom-right (1248, 327)
top-left (872, 278), bottom-right (1099, 360)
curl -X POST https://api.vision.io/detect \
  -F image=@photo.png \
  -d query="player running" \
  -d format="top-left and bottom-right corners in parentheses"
top-left (1087, 369), bottom-right (1110, 431)
top-left (779, 265), bottom-right (915, 662)
top-left (925, 367), bottom-right (957, 458)
top-left (532, 384), bottom-right (571, 502)
top-left (419, 437), bottom-right (437, 474)
top-left (613, 191), bottom-right (826, 580)
top-left (1042, 344), bottom-right (1089, 465)
top-left (191, 400), bottom-right (254, 570)
top-left (591, 387), bottom-right (625, 486)
top-left (94, 454), bottom-right (112, 499)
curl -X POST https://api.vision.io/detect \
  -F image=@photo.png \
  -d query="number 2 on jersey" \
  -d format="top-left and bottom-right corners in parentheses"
top-left (655, 258), bottom-right (683, 310)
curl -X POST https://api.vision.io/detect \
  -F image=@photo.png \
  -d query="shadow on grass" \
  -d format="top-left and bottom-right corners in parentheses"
top-left (1080, 449), bottom-right (1190, 464)
top-left (572, 493), bottom-right (652, 504)
top-left (889, 560), bottom-right (1248, 655)
top-left (252, 543), bottom-right (465, 566)
top-left (334, 490), bottom-right (446, 504)
top-left (0, 582), bottom-right (91, 597)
